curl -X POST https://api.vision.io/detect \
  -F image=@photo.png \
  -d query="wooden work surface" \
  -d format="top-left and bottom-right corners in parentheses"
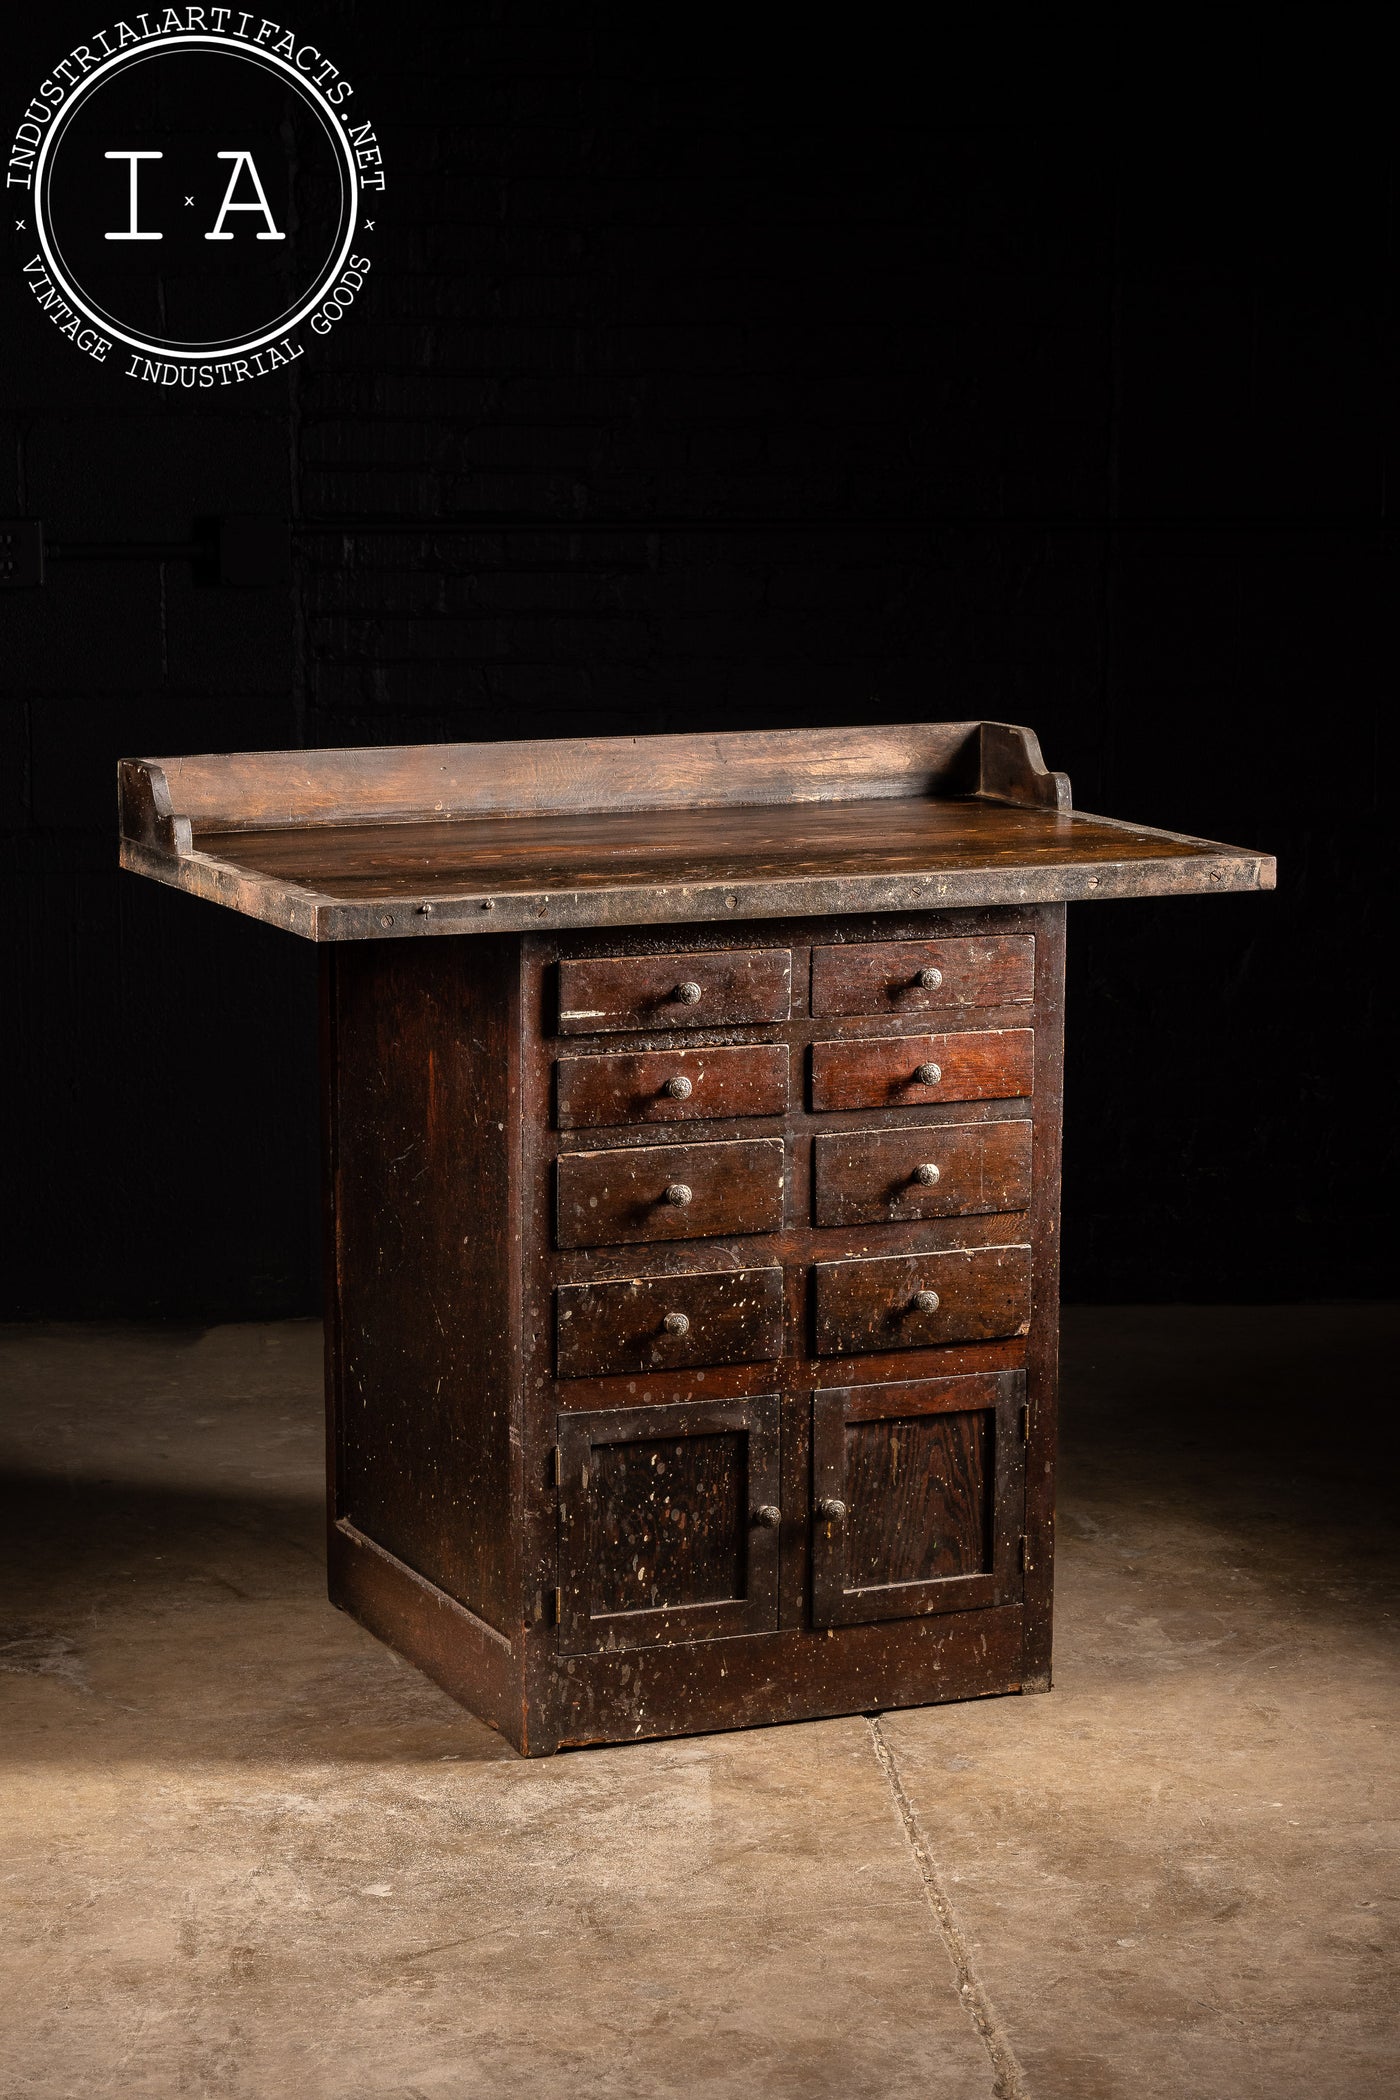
top-left (118, 721), bottom-right (1274, 939)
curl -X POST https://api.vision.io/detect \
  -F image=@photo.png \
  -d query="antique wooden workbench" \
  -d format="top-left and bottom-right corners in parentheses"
top-left (119, 722), bottom-right (1273, 1754)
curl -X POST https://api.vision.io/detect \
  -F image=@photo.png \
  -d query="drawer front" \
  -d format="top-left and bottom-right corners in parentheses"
top-left (556, 1044), bottom-right (789, 1130)
top-left (811, 936), bottom-right (1034, 1016)
top-left (556, 1138), bottom-right (785, 1248)
top-left (813, 1120), bottom-right (1033, 1227)
top-left (812, 1244), bottom-right (1032, 1356)
top-left (557, 949), bottom-right (792, 1034)
top-left (556, 1266), bottom-right (785, 1377)
top-left (810, 1028), bottom-right (1033, 1111)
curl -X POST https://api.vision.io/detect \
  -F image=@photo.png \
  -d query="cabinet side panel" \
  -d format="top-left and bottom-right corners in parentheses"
top-left (1022, 903), bottom-right (1065, 1687)
top-left (330, 935), bottom-right (520, 1638)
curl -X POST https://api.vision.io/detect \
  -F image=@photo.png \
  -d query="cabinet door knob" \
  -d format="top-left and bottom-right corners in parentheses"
top-left (675, 980), bottom-right (703, 1004)
top-left (816, 1496), bottom-right (848, 1524)
top-left (916, 966), bottom-right (943, 989)
top-left (914, 1061), bottom-right (942, 1086)
top-left (913, 1289), bottom-right (941, 1313)
top-left (913, 1161), bottom-right (941, 1185)
top-left (752, 1504), bottom-right (782, 1529)
top-left (664, 1182), bottom-right (693, 1206)
top-left (662, 1310), bottom-right (690, 1336)
top-left (663, 1074), bottom-right (693, 1099)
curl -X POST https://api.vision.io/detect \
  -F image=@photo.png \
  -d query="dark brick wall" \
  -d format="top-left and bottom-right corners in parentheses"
top-left (2, 6), bottom-right (1391, 1314)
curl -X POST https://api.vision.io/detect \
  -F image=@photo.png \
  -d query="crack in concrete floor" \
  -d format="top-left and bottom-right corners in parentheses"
top-left (869, 1713), bottom-right (1029, 2099)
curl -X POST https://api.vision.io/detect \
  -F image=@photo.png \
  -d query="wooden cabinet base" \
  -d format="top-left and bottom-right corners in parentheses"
top-left (329, 1517), bottom-right (1029, 1756)
top-left (321, 904), bottom-right (1066, 1755)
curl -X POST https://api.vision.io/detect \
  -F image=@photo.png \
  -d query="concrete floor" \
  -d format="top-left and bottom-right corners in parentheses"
top-left (1, 1308), bottom-right (1396, 2099)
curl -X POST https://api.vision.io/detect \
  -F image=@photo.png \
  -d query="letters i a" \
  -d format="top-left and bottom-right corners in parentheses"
top-left (104, 150), bottom-right (285, 241)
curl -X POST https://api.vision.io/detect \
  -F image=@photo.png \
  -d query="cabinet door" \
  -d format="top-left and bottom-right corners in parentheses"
top-left (558, 1396), bottom-right (781, 1654)
top-left (811, 1373), bottom-right (1024, 1627)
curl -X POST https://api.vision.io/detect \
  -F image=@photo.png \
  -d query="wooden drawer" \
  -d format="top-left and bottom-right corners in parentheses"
top-left (557, 949), bottom-right (792, 1034)
top-left (556, 1266), bottom-right (784, 1377)
top-left (812, 1244), bottom-right (1032, 1356)
top-left (810, 1028), bottom-right (1033, 1111)
top-left (813, 1120), bottom-right (1033, 1227)
top-left (811, 936), bottom-right (1034, 1016)
top-left (556, 1138), bottom-right (785, 1248)
top-left (556, 1044), bottom-right (789, 1130)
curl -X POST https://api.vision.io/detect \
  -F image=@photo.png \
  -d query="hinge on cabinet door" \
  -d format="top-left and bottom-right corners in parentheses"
top-left (1020, 1403), bottom-right (1031, 1443)
top-left (552, 1444), bottom-right (562, 1487)
top-left (1019, 1535), bottom-right (1031, 1573)
top-left (553, 1586), bottom-right (564, 1624)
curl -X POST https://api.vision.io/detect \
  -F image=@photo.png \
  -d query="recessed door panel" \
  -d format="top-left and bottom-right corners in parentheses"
top-left (811, 1373), bottom-right (1024, 1627)
top-left (558, 1395), bottom-right (780, 1653)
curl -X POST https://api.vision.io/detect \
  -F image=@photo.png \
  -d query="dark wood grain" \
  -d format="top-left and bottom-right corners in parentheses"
top-left (556, 1137), bottom-right (786, 1247)
top-left (810, 1028), bottom-right (1034, 1110)
top-left (557, 1395), bottom-right (780, 1652)
top-left (124, 723), bottom-right (987, 832)
top-left (810, 1372), bottom-right (1025, 1628)
top-left (553, 1608), bottom-right (1028, 1751)
top-left (119, 723), bottom-right (1275, 939)
top-left (811, 935), bottom-right (1035, 1015)
top-left (318, 903), bottom-right (1070, 1748)
top-left (1020, 904), bottom-right (1066, 1692)
top-left (188, 798), bottom-right (1272, 914)
top-left (555, 1043), bottom-right (789, 1128)
top-left (327, 936), bottom-right (519, 1636)
top-left (842, 1411), bottom-right (992, 1586)
top-left (556, 1266), bottom-right (784, 1377)
top-left (557, 949), bottom-right (792, 1033)
top-left (813, 1243), bottom-right (1033, 1355)
top-left (813, 1120), bottom-right (1033, 1226)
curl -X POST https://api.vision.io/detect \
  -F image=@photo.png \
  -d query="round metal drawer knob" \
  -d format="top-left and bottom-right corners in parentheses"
top-left (915, 1061), bottom-right (942, 1086)
top-left (676, 981), bottom-right (703, 1004)
top-left (662, 1310), bottom-right (691, 1336)
top-left (914, 1289), bottom-right (941, 1313)
top-left (664, 1182), bottom-right (693, 1206)
top-left (664, 1074), bottom-right (693, 1099)
top-left (752, 1504), bottom-right (782, 1529)
top-left (913, 1162), bottom-right (941, 1186)
top-left (816, 1497), bottom-right (848, 1524)
top-left (917, 967), bottom-right (943, 989)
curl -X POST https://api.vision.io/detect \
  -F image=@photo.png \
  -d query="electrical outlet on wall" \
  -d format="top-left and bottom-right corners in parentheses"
top-left (0, 521), bottom-right (44, 586)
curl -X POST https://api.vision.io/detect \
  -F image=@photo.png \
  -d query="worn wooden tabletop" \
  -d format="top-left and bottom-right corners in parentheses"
top-left (117, 722), bottom-right (1275, 939)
